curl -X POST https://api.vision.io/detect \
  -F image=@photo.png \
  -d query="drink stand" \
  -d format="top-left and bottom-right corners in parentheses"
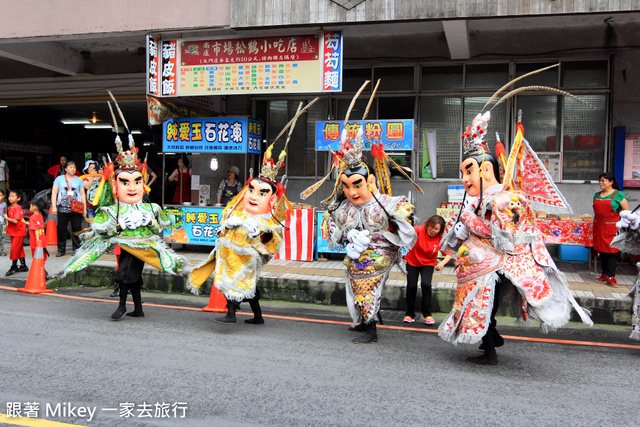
top-left (160, 116), bottom-right (261, 247)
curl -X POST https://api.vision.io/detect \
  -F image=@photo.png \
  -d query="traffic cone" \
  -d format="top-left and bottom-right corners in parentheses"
top-left (45, 213), bottom-right (57, 246)
top-left (202, 281), bottom-right (228, 313)
top-left (18, 231), bottom-right (52, 294)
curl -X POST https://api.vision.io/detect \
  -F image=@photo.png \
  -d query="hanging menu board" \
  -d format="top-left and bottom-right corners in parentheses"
top-left (148, 31), bottom-right (343, 97)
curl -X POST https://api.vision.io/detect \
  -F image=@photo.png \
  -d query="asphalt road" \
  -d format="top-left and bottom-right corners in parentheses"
top-left (1, 286), bottom-right (639, 427)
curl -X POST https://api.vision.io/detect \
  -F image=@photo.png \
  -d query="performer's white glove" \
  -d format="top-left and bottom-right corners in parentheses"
top-left (454, 222), bottom-right (469, 241)
top-left (244, 218), bottom-right (260, 239)
top-left (118, 209), bottom-right (145, 230)
top-left (224, 216), bottom-right (243, 229)
top-left (347, 229), bottom-right (371, 247)
top-left (617, 210), bottom-right (640, 230)
top-left (140, 211), bottom-right (153, 226)
top-left (346, 229), bottom-right (370, 259)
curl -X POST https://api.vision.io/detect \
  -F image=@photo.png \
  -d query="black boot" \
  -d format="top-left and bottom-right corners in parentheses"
top-left (348, 322), bottom-right (367, 332)
top-left (17, 257), bottom-right (28, 272)
top-left (467, 346), bottom-right (498, 365)
top-left (126, 282), bottom-right (145, 318)
top-left (111, 283), bottom-right (129, 320)
top-left (352, 321), bottom-right (378, 344)
top-left (5, 260), bottom-right (17, 276)
top-left (214, 299), bottom-right (239, 324)
top-left (478, 334), bottom-right (504, 351)
top-left (245, 291), bottom-right (264, 324)
top-left (110, 282), bottom-right (120, 298)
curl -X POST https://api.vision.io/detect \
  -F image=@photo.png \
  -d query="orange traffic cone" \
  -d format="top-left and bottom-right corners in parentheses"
top-left (45, 213), bottom-right (57, 246)
top-left (18, 231), bottom-right (53, 294)
top-left (202, 281), bottom-right (228, 313)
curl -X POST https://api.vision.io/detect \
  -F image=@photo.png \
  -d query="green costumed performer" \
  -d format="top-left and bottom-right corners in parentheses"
top-left (62, 92), bottom-right (185, 319)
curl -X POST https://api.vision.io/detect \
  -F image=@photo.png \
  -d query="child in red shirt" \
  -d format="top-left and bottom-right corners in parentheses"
top-left (403, 215), bottom-right (451, 325)
top-left (27, 198), bottom-right (50, 280)
top-left (4, 190), bottom-right (28, 276)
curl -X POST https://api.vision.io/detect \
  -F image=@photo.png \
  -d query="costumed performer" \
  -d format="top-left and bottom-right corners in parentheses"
top-left (301, 80), bottom-right (421, 344)
top-left (62, 93), bottom-right (185, 320)
top-left (188, 99), bottom-right (318, 325)
top-left (439, 72), bottom-right (593, 365)
top-left (610, 208), bottom-right (640, 340)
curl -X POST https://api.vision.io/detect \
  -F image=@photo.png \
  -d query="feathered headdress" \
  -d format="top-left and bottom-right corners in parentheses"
top-left (459, 63), bottom-right (589, 215)
top-left (300, 79), bottom-right (422, 205)
top-left (223, 98), bottom-right (319, 220)
top-left (82, 91), bottom-right (150, 207)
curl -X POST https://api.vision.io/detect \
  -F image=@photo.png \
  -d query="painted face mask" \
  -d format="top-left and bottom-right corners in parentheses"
top-left (340, 173), bottom-right (375, 206)
top-left (243, 179), bottom-right (277, 215)
top-left (460, 157), bottom-right (482, 198)
top-left (116, 171), bottom-right (145, 204)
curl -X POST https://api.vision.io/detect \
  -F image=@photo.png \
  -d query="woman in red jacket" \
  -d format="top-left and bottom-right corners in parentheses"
top-left (403, 215), bottom-right (451, 325)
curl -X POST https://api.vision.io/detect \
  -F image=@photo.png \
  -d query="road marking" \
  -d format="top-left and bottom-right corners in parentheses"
top-left (0, 414), bottom-right (87, 426)
top-left (4, 285), bottom-right (640, 350)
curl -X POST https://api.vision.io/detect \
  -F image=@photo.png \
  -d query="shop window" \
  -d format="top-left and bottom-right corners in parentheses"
top-left (421, 65), bottom-right (463, 91)
top-left (268, 99), bottom-right (328, 178)
top-left (562, 95), bottom-right (607, 180)
top-left (373, 66), bottom-right (415, 92)
top-left (515, 62), bottom-right (559, 87)
top-left (336, 98), bottom-right (371, 121)
top-left (515, 94), bottom-right (606, 181)
top-left (515, 95), bottom-right (558, 152)
top-left (378, 96), bottom-right (414, 120)
top-left (465, 63), bottom-right (509, 89)
top-left (561, 60), bottom-right (608, 88)
top-left (342, 68), bottom-right (372, 93)
top-left (419, 97), bottom-right (462, 179)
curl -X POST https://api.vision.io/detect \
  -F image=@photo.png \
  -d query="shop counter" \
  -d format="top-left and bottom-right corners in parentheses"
top-left (163, 204), bottom-right (316, 261)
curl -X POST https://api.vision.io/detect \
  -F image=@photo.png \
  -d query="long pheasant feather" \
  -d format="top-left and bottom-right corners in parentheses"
top-left (362, 79), bottom-right (381, 120)
top-left (483, 63), bottom-right (560, 110)
top-left (491, 85), bottom-right (594, 110)
top-left (107, 90), bottom-right (130, 134)
top-left (344, 80), bottom-right (370, 124)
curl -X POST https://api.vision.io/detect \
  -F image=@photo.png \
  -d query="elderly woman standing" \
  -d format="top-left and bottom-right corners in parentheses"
top-left (216, 165), bottom-right (242, 206)
top-left (593, 172), bottom-right (628, 287)
top-left (51, 160), bottom-right (86, 256)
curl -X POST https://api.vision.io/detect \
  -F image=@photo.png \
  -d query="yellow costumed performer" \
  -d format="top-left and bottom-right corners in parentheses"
top-left (188, 99), bottom-right (318, 324)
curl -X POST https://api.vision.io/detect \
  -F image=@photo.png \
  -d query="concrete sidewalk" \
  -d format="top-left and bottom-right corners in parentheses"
top-left (2, 240), bottom-right (636, 325)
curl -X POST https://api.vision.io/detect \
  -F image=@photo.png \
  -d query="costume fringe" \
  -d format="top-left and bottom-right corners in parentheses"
top-left (630, 330), bottom-right (640, 341)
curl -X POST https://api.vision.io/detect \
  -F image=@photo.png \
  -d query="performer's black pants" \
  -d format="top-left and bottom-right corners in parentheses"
top-left (482, 278), bottom-right (504, 349)
top-left (405, 264), bottom-right (433, 318)
top-left (599, 251), bottom-right (619, 277)
top-left (115, 249), bottom-right (145, 285)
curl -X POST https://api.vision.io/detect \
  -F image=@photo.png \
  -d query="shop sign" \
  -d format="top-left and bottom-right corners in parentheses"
top-left (146, 36), bottom-right (160, 96)
top-left (0, 140), bottom-right (52, 154)
top-left (315, 211), bottom-right (346, 255)
top-left (314, 120), bottom-right (415, 151)
top-left (147, 31), bottom-right (342, 96)
top-left (623, 134), bottom-right (640, 188)
top-left (162, 117), bottom-right (262, 154)
top-left (163, 206), bottom-right (223, 246)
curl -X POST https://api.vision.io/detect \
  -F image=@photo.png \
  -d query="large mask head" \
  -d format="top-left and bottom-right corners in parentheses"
top-left (460, 153), bottom-right (500, 198)
top-left (243, 178), bottom-right (277, 215)
top-left (340, 164), bottom-right (377, 206)
top-left (116, 170), bottom-right (145, 204)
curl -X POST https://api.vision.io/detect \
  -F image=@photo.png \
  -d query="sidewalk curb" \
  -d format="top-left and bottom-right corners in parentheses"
top-left (51, 264), bottom-right (633, 326)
